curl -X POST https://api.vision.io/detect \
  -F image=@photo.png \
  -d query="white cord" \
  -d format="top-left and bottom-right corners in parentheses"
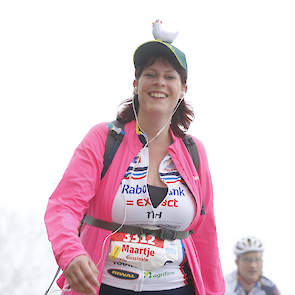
top-left (95, 199), bottom-right (127, 269)
top-left (132, 96), bottom-right (184, 147)
top-left (48, 94), bottom-right (183, 294)
top-left (48, 207), bottom-right (128, 295)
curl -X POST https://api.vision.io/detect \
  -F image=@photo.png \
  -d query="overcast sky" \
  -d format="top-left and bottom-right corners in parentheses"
top-left (1, 1), bottom-right (295, 294)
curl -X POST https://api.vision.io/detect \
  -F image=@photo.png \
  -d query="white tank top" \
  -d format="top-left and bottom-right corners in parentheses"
top-left (101, 145), bottom-right (197, 291)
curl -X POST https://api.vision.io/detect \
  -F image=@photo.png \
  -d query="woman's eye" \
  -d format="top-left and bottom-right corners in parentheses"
top-left (145, 73), bottom-right (154, 77)
top-left (166, 76), bottom-right (176, 80)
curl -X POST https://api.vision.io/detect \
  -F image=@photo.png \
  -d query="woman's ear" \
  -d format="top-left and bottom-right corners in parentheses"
top-left (180, 85), bottom-right (188, 100)
top-left (133, 80), bottom-right (138, 95)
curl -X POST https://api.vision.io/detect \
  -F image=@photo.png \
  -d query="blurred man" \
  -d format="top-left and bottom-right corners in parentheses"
top-left (225, 236), bottom-right (280, 295)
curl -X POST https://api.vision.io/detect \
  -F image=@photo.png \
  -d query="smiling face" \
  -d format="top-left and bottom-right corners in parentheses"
top-left (236, 251), bottom-right (263, 284)
top-left (134, 57), bottom-right (186, 122)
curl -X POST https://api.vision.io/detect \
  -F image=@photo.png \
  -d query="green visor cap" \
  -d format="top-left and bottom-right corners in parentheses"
top-left (133, 40), bottom-right (187, 78)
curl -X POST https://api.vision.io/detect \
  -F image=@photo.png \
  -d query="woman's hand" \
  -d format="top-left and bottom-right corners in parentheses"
top-left (64, 255), bottom-right (99, 295)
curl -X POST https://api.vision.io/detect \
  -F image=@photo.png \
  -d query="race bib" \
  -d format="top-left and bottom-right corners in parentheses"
top-left (109, 232), bottom-right (178, 271)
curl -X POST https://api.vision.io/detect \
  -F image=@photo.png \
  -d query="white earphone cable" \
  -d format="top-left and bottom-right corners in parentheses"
top-left (48, 93), bottom-right (184, 294)
top-left (132, 94), bottom-right (184, 147)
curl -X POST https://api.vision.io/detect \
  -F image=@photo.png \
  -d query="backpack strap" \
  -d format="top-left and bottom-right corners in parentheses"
top-left (182, 135), bottom-right (205, 215)
top-left (182, 135), bottom-right (199, 171)
top-left (44, 120), bottom-right (126, 295)
top-left (101, 120), bottom-right (125, 179)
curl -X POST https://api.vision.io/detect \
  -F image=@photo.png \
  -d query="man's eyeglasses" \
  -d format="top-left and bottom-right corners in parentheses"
top-left (240, 257), bottom-right (263, 264)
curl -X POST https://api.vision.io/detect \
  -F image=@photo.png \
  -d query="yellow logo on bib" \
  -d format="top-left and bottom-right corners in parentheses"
top-left (110, 245), bottom-right (121, 259)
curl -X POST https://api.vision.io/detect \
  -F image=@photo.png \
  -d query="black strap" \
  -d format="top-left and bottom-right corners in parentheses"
top-left (182, 135), bottom-right (199, 172)
top-left (101, 120), bottom-right (125, 179)
top-left (182, 135), bottom-right (205, 215)
top-left (102, 123), bottom-right (200, 181)
top-left (83, 215), bottom-right (193, 241)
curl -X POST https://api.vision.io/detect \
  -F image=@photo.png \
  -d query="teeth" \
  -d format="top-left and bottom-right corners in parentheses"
top-left (150, 92), bottom-right (166, 98)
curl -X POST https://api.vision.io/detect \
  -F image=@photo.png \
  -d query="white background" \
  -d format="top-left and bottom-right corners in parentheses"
top-left (0, 1), bottom-right (294, 294)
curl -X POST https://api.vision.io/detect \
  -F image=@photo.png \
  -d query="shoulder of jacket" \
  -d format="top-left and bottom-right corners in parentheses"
top-left (88, 122), bottom-right (109, 134)
top-left (78, 122), bottom-right (110, 150)
top-left (224, 271), bottom-right (238, 294)
top-left (86, 121), bottom-right (121, 142)
top-left (182, 133), bottom-right (209, 164)
top-left (184, 133), bottom-right (204, 148)
top-left (260, 275), bottom-right (276, 287)
top-left (225, 271), bottom-right (237, 283)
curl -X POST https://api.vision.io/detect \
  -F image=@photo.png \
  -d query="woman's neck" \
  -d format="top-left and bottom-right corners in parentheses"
top-left (137, 114), bottom-right (171, 142)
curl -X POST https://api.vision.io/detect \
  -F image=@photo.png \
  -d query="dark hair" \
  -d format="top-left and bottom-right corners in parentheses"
top-left (116, 55), bottom-right (194, 138)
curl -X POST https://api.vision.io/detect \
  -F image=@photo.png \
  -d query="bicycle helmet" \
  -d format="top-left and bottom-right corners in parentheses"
top-left (234, 236), bottom-right (264, 256)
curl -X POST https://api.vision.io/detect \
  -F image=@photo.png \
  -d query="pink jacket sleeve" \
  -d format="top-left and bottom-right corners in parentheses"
top-left (44, 124), bottom-right (106, 271)
top-left (192, 138), bottom-right (225, 295)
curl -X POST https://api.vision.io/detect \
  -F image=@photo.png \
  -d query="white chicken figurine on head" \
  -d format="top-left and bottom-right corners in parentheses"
top-left (152, 19), bottom-right (179, 44)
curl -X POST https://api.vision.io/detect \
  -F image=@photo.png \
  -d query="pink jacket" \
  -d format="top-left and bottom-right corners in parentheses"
top-left (44, 120), bottom-right (225, 295)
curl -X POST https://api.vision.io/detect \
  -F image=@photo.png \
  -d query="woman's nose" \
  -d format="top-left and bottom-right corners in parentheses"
top-left (153, 75), bottom-right (166, 86)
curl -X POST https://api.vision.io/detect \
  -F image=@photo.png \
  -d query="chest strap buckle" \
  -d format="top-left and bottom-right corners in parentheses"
top-left (139, 228), bottom-right (177, 241)
top-left (159, 228), bottom-right (177, 240)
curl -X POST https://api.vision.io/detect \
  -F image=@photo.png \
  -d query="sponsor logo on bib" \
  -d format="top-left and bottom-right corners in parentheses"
top-left (122, 184), bottom-right (147, 194)
top-left (107, 269), bottom-right (139, 280)
top-left (144, 271), bottom-right (175, 279)
top-left (113, 261), bottom-right (134, 268)
top-left (126, 198), bottom-right (178, 207)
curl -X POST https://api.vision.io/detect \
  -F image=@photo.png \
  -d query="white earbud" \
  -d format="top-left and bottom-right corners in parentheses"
top-left (180, 90), bottom-right (185, 100)
top-left (133, 86), bottom-right (138, 95)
